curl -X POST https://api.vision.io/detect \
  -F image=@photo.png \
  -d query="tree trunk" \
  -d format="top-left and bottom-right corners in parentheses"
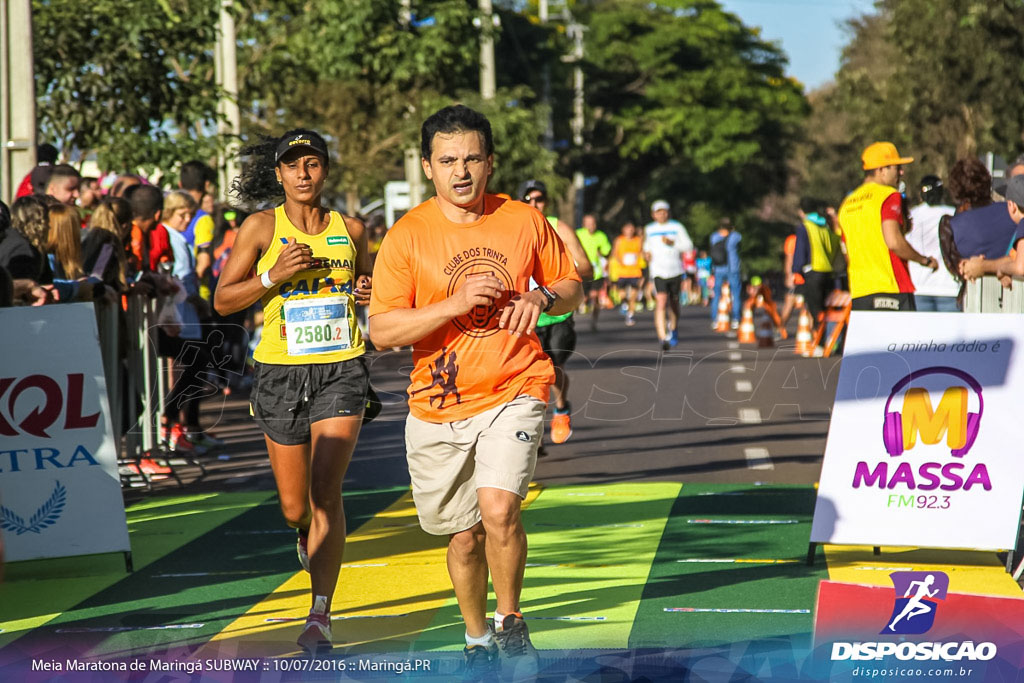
top-left (346, 187), bottom-right (361, 216)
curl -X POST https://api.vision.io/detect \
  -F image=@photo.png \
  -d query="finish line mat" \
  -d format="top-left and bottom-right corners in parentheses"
top-left (1, 482), bottom-right (1019, 666)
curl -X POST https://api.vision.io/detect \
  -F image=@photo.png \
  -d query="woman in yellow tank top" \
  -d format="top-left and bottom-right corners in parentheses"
top-left (213, 129), bottom-right (372, 654)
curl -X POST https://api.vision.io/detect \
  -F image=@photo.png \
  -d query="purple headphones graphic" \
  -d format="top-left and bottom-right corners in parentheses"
top-left (882, 366), bottom-right (983, 458)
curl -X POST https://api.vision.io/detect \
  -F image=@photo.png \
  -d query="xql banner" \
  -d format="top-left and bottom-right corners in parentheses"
top-left (0, 303), bottom-right (129, 561)
top-left (811, 312), bottom-right (1024, 550)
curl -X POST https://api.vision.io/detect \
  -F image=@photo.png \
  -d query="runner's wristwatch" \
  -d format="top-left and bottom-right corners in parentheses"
top-left (536, 285), bottom-right (557, 312)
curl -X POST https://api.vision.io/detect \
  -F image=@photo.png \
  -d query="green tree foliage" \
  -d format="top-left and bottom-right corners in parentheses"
top-left (234, 1), bottom-right (482, 210)
top-left (801, 0), bottom-right (1024, 204)
top-left (32, 0), bottom-right (222, 176)
top-left (580, 0), bottom-right (808, 230)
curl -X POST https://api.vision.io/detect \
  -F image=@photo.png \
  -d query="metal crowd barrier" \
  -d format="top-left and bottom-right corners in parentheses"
top-left (963, 276), bottom-right (1024, 313)
top-left (95, 295), bottom-right (200, 490)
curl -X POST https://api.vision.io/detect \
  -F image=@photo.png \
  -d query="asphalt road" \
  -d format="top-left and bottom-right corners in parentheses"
top-left (153, 303), bottom-right (841, 499)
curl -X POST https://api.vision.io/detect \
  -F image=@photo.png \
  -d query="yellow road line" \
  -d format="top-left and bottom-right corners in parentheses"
top-left (202, 486), bottom-right (543, 657)
top-left (824, 545), bottom-right (1023, 598)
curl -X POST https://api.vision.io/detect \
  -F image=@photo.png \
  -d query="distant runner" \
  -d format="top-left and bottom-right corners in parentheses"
top-left (517, 180), bottom-right (591, 446)
top-left (644, 200), bottom-right (692, 350)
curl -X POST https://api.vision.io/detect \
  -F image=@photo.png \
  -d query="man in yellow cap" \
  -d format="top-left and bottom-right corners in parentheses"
top-left (837, 141), bottom-right (938, 311)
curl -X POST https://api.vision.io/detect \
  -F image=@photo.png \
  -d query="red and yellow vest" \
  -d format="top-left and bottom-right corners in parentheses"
top-left (837, 182), bottom-right (911, 299)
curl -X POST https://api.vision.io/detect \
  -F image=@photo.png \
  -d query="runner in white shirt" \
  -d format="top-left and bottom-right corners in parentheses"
top-left (643, 200), bottom-right (692, 350)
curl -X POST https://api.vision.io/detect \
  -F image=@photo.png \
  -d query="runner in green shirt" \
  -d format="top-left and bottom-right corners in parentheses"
top-left (517, 180), bottom-right (591, 446)
top-left (576, 215), bottom-right (612, 332)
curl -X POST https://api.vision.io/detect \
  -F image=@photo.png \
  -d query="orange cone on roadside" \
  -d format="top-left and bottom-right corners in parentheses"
top-left (737, 305), bottom-right (756, 343)
top-left (714, 293), bottom-right (731, 332)
top-left (755, 304), bottom-right (775, 348)
top-left (794, 307), bottom-right (814, 356)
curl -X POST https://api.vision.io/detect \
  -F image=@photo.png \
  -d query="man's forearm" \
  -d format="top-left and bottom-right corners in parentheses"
top-left (547, 279), bottom-right (583, 316)
top-left (882, 220), bottom-right (927, 264)
top-left (369, 300), bottom-right (456, 349)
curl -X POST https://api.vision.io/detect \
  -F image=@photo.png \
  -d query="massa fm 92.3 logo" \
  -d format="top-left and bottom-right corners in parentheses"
top-left (882, 367), bottom-right (983, 458)
top-left (445, 252), bottom-right (514, 338)
top-left (856, 367), bottom-right (990, 492)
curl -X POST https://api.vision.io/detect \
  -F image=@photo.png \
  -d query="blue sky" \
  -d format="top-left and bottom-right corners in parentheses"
top-left (717, 0), bottom-right (879, 92)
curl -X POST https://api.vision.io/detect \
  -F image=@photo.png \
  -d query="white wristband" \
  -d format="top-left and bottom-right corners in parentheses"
top-left (260, 271), bottom-right (275, 288)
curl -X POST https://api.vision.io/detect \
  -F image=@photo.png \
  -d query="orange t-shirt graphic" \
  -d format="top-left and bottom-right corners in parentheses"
top-left (369, 195), bottom-right (581, 423)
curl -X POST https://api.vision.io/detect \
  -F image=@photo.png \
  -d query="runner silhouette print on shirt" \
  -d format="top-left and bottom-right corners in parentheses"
top-left (410, 347), bottom-right (462, 409)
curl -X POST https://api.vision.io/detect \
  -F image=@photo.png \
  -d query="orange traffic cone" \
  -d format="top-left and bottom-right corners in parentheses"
top-left (737, 304), bottom-right (756, 343)
top-left (755, 302), bottom-right (775, 348)
top-left (714, 293), bottom-right (731, 332)
top-left (794, 307), bottom-right (814, 356)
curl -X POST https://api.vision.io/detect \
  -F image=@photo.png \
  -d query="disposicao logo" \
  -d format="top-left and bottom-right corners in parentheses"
top-left (882, 571), bottom-right (948, 634)
top-left (830, 570), bottom-right (997, 663)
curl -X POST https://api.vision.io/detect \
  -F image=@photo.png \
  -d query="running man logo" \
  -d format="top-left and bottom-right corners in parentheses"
top-left (881, 571), bottom-right (949, 635)
top-left (410, 347), bottom-right (461, 410)
top-left (882, 367), bottom-right (983, 458)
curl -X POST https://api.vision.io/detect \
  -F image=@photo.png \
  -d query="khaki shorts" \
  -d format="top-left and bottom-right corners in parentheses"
top-left (405, 395), bottom-right (545, 535)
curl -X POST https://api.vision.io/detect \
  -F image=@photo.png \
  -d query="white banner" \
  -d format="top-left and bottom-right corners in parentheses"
top-left (811, 312), bottom-right (1024, 550)
top-left (0, 303), bottom-right (130, 562)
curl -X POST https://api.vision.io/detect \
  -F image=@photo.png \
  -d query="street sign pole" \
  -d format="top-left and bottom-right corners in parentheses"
top-left (1, 0), bottom-right (36, 205)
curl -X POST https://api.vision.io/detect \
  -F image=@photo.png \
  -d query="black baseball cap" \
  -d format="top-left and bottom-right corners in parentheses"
top-left (517, 179), bottom-right (547, 200)
top-left (275, 130), bottom-right (329, 164)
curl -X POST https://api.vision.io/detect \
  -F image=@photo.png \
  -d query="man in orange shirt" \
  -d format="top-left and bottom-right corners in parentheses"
top-left (369, 105), bottom-right (582, 677)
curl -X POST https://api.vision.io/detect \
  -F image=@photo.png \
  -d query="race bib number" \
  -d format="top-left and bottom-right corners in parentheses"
top-left (284, 296), bottom-right (350, 356)
top-left (622, 252), bottom-right (638, 266)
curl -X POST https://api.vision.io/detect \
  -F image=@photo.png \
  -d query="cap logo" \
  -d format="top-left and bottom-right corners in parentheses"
top-left (289, 138), bottom-right (312, 146)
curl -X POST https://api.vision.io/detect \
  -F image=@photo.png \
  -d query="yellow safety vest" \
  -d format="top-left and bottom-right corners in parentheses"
top-left (837, 182), bottom-right (902, 299)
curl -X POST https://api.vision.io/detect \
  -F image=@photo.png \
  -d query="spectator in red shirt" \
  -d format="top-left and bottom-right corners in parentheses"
top-left (125, 184), bottom-right (172, 272)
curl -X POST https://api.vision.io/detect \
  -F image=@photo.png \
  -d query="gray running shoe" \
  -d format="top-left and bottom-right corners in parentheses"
top-left (494, 613), bottom-right (539, 680)
top-left (461, 641), bottom-right (499, 682)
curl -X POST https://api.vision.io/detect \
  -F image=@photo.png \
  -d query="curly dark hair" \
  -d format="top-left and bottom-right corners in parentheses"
top-left (11, 195), bottom-right (50, 252)
top-left (231, 128), bottom-right (329, 211)
top-left (230, 135), bottom-right (282, 211)
top-left (946, 158), bottom-right (992, 207)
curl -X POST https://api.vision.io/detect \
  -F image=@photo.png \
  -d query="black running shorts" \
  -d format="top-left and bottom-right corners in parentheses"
top-left (582, 277), bottom-right (605, 295)
top-left (653, 276), bottom-right (682, 298)
top-left (536, 317), bottom-right (576, 367)
top-left (250, 357), bottom-right (369, 445)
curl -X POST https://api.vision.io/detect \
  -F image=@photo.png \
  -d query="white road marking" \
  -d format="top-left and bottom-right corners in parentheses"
top-left (735, 380), bottom-right (753, 392)
top-left (744, 447), bottom-right (774, 470)
top-left (738, 408), bottom-right (762, 424)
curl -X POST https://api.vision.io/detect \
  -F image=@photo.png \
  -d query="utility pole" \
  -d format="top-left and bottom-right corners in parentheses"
top-left (564, 17), bottom-right (586, 227)
top-left (539, 0), bottom-right (554, 150)
top-left (1, 0), bottom-right (36, 205)
top-left (215, 0), bottom-right (240, 202)
top-left (401, 0), bottom-right (423, 207)
top-left (478, 0), bottom-right (496, 100)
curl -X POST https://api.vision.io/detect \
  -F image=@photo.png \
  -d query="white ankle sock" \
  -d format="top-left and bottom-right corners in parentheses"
top-left (493, 611), bottom-right (508, 631)
top-left (465, 630), bottom-right (494, 647)
top-left (312, 595), bottom-right (329, 616)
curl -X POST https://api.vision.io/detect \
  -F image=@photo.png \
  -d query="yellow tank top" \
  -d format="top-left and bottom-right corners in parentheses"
top-left (837, 182), bottom-right (900, 299)
top-left (803, 217), bottom-right (840, 273)
top-left (253, 205), bottom-right (364, 365)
